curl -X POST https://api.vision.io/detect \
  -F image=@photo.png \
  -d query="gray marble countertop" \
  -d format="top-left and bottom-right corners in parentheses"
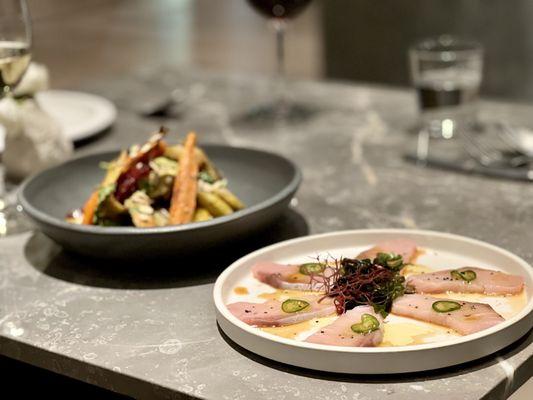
top-left (1, 68), bottom-right (532, 399)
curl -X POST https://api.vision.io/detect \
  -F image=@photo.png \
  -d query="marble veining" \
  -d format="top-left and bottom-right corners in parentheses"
top-left (1, 68), bottom-right (532, 399)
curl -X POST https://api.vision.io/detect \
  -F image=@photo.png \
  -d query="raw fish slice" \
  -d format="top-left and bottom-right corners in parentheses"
top-left (253, 239), bottom-right (418, 291)
top-left (227, 295), bottom-right (336, 327)
top-left (407, 267), bottom-right (524, 295)
top-left (305, 306), bottom-right (383, 347)
top-left (391, 294), bottom-right (504, 335)
top-left (357, 238), bottom-right (418, 263)
top-left (252, 261), bottom-right (329, 291)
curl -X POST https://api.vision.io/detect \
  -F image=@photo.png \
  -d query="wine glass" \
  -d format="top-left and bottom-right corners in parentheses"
top-left (241, 0), bottom-right (313, 126)
top-left (0, 0), bottom-right (32, 236)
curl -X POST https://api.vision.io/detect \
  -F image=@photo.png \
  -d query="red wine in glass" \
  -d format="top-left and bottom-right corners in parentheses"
top-left (247, 0), bottom-right (312, 19)
top-left (241, 0), bottom-right (314, 125)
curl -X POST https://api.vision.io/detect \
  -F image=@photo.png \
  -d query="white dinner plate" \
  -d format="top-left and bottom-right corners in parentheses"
top-left (214, 229), bottom-right (533, 374)
top-left (0, 90), bottom-right (116, 154)
top-left (35, 90), bottom-right (116, 142)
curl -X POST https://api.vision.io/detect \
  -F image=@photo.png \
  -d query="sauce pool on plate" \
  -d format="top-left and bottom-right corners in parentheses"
top-left (234, 286), bottom-right (249, 295)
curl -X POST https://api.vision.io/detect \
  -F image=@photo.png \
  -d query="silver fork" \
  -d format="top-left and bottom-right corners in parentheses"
top-left (498, 122), bottom-right (533, 157)
top-left (460, 127), bottom-right (533, 168)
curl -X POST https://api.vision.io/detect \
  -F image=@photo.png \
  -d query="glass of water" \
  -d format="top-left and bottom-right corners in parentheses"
top-left (410, 35), bottom-right (483, 140)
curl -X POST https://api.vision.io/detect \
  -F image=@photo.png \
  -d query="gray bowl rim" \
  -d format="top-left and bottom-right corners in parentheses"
top-left (18, 144), bottom-right (302, 236)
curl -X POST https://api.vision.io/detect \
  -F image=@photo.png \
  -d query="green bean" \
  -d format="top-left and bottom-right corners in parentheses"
top-left (197, 192), bottom-right (233, 217)
top-left (215, 188), bottom-right (245, 210)
top-left (193, 207), bottom-right (213, 222)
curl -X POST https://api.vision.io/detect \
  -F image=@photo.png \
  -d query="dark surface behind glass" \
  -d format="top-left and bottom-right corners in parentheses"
top-left (322, 0), bottom-right (533, 100)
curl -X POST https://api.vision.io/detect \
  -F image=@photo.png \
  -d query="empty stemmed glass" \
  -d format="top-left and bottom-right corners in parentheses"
top-left (0, 0), bottom-right (32, 236)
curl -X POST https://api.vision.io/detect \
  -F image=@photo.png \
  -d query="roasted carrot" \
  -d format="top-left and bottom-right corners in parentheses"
top-left (82, 151), bottom-right (129, 225)
top-left (169, 132), bottom-right (198, 225)
top-left (82, 191), bottom-right (99, 225)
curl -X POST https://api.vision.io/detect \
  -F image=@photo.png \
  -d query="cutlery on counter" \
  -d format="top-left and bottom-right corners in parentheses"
top-left (460, 122), bottom-right (533, 169)
top-left (409, 121), bottom-right (533, 181)
top-left (138, 84), bottom-right (207, 118)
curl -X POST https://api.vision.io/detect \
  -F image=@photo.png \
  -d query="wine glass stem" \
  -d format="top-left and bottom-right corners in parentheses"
top-left (0, 164), bottom-right (7, 235)
top-left (273, 19), bottom-right (288, 117)
top-left (274, 19), bottom-right (286, 78)
top-left (0, 91), bottom-right (9, 210)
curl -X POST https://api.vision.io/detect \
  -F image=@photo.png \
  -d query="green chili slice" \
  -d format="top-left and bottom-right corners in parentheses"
top-left (375, 252), bottom-right (404, 270)
top-left (451, 269), bottom-right (477, 283)
top-left (432, 300), bottom-right (462, 313)
top-left (299, 262), bottom-right (326, 275)
top-left (281, 299), bottom-right (310, 313)
top-left (350, 313), bottom-right (380, 334)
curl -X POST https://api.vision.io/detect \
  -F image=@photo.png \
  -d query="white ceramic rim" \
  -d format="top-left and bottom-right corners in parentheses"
top-left (214, 229), bottom-right (533, 354)
top-left (35, 90), bottom-right (117, 142)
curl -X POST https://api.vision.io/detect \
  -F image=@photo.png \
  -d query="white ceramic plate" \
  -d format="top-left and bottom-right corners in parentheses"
top-left (214, 229), bottom-right (533, 374)
top-left (35, 90), bottom-right (116, 142)
top-left (0, 90), bottom-right (116, 154)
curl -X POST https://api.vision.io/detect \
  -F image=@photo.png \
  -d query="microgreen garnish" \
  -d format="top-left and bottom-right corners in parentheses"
top-left (374, 252), bottom-right (404, 271)
top-left (312, 257), bottom-right (406, 317)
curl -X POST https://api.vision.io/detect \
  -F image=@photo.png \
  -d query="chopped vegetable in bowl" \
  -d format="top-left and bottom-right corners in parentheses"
top-left (67, 127), bottom-right (245, 227)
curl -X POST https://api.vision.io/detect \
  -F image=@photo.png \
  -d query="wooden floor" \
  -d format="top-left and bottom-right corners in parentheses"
top-left (28, 0), bottom-right (323, 88)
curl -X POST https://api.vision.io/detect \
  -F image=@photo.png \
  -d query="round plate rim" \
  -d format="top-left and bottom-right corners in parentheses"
top-left (35, 89), bottom-right (117, 142)
top-left (214, 228), bottom-right (533, 354)
top-left (18, 144), bottom-right (302, 236)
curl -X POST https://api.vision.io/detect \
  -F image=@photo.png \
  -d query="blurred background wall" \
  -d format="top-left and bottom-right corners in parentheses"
top-left (27, 0), bottom-right (533, 101)
top-left (323, 0), bottom-right (533, 100)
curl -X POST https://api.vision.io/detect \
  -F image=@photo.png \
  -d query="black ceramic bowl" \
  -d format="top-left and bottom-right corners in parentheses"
top-left (19, 145), bottom-right (302, 259)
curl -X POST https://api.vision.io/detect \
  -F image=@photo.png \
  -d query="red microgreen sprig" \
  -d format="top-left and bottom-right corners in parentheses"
top-left (310, 254), bottom-right (407, 317)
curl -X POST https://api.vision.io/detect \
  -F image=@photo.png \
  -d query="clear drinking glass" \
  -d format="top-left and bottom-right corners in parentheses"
top-left (0, 0), bottom-right (32, 236)
top-left (410, 36), bottom-right (483, 140)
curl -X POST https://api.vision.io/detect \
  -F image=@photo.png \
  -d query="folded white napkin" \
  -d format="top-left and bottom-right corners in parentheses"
top-left (13, 62), bottom-right (50, 97)
top-left (0, 62), bottom-right (72, 180)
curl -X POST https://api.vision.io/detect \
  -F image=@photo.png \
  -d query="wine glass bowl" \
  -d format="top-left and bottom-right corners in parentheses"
top-left (238, 0), bottom-right (315, 126)
top-left (0, 0), bottom-right (32, 236)
top-left (246, 0), bottom-right (312, 20)
top-left (0, 0), bottom-right (31, 95)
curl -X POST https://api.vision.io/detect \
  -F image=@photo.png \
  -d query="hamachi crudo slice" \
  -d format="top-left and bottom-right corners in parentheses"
top-left (252, 239), bottom-right (418, 292)
top-left (406, 267), bottom-right (524, 295)
top-left (226, 295), bottom-right (336, 327)
top-left (251, 261), bottom-right (332, 291)
top-left (357, 238), bottom-right (418, 264)
top-left (391, 294), bottom-right (504, 335)
top-left (305, 306), bottom-right (384, 347)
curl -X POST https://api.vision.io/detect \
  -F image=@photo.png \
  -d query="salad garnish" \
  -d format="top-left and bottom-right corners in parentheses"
top-left (312, 253), bottom-right (407, 317)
